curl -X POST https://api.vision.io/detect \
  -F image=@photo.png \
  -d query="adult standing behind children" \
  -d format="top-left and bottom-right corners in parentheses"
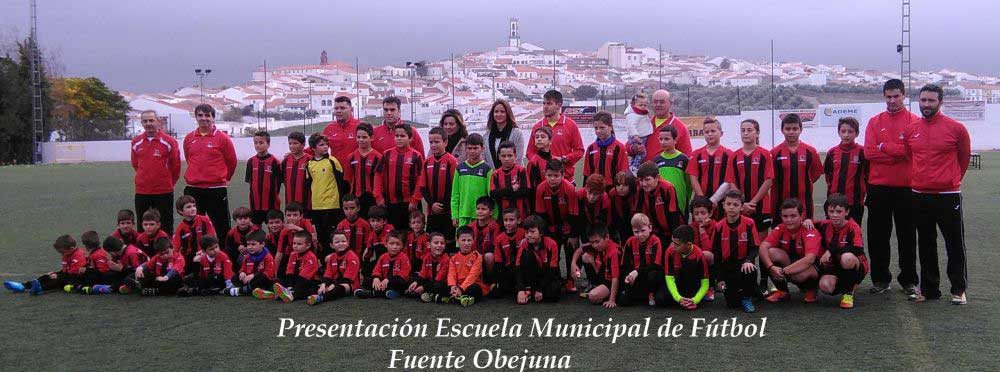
top-left (183, 104), bottom-right (237, 235)
top-left (483, 99), bottom-right (525, 168)
top-left (131, 110), bottom-right (181, 234)
top-left (440, 109), bottom-right (469, 163)
top-left (322, 96), bottom-right (361, 166)
top-left (525, 90), bottom-right (584, 181)
top-left (641, 90), bottom-right (692, 162)
top-left (372, 96), bottom-right (424, 155)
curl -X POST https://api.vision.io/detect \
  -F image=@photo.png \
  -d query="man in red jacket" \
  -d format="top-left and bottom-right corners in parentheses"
top-left (525, 90), bottom-right (585, 181)
top-left (864, 79), bottom-right (919, 295)
top-left (131, 110), bottom-right (181, 234)
top-left (905, 84), bottom-right (971, 305)
top-left (322, 96), bottom-right (360, 166)
top-left (372, 96), bottom-right (424, 155)
top-left (183, 104), bottom-right (238, 237)
top-left (642, 90), bottom-right (692, 162)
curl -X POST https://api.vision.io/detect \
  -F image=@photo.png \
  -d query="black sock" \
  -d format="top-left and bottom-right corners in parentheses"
top-left (330, 285), bottom-right (347, 299)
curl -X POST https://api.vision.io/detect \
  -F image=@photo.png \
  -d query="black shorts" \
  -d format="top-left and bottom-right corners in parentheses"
top-left (752, 213), bottom-right (773, 231)
top-left (821, 262), bottom-right (867, 295)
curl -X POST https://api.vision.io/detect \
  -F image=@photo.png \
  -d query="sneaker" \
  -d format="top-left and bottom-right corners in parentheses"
top-left (869, 282), bottom-right (891, 294)
top-left (176, 287), bottom-right (194, 297)
top-left (4, 281), bottom-right (25, 293)
top-left (354, 289), bottom-right (375, 299)
top-left (803, 290), bottom-right (818, 303)
top-left (118, 285), bottom-right (131, 295)
top-left (63, 284), bottom-right (74, 293)
top-left (227, 287), bottom-right (241, 297)
top-left (385, 290), bottom-right (400, 300)
top-left (564, 279), bottom-right (577, 294)
top-left (273, 283), bottom-right (294, 303)
top-left (28, 279), bottom-right (43, 295)
top-left (307, 294), bottom-right (323, 306)
top-left (579, 285), bottom-right (594, 299)
top-left (905, 286), bottom-right (923, 302)
top-left (765, 289), bottom-right (789, 303)
top-left (951, 293), bottom-right (967, 305)
top-left (252, 288), bottom-right (275, 300)
top-left (647, 292), bottom-right (656, 306)
top-left (741, 297), bottom-right (756, 313)
top-left (420, 292), bottom-right (435, 303)
top-left (705, 288), bottom-right (715, 302)
top-left (840, 294), bottom-right (855, 309)
top-left (93, 285), bottom-right (111, 295)
top-left (458, 295), bottom-right (475, 307)
top-left (438, 295), bottom-right (453, 304)
top-left (80, 286), bottom-right (92, 295)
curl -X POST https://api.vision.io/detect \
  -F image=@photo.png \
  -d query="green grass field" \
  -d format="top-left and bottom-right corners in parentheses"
top-left (1, 155), bottom-right (998, 371)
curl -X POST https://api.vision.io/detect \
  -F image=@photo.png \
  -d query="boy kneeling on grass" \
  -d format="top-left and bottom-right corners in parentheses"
top-left (661, 225), bottom-right (711, 310)
top-left (270, 231), bottom-right (320, 304)
top-left (308, 230), bottom-right (361, 306)
top-left (814, 194), bottom-right (869, 309)
top-left (4, 235), bottom-right (85, 295)
top-left (571, 224), bottom-right (621, 308)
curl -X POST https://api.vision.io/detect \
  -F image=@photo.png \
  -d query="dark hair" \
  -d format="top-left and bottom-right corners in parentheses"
top-left (587, 224), bottom-right (609, 239)
top-left (919, 84), bottom-right (944, 101)
top-left (387, 230), bottom-right (405, 243)
top-left (330, 229), bottom-right (348, 241)
top-left (247, 230), bottom-right (267, 244)
top-left (254, 130), bottom-right (271, 144)
top-left (543, 90), bottom-right (563, 105)
top-left (383, 96), bottom-right (402, 108)
top-left (395, 123), bottom-right (414, 138)
top-left (428, 232), bottom-right (445, 242)
top-left (439, 109), bottom-right (468, 139)
top-left (103, 236), bottom-right (125, 253)
top-left (175, 195), bottom-right (196, 212)
top-left (153, 237), bottom-right (172, 253)
top-left (838, 117), bottom-right (860, 133)
top-left (293, 230), bottom-right (313, 245)
top-left (232, 206), bottom-right (252, 221)
top-left (475, 196), bottom-right (494, 210)
top-left (723, 189), bottom-right (744, 203)
top-left (266, 209), bottom-right (284, 222)
top-left (456, 225), bottom-right (475, 239)
top-left (689, 195), bottom-right (714, 212)
top-left (285, 202), bottom-right (304, 214)
top-left (780, 198), bottom-right (803, 213)
top-left (54, 234), bottom-right (76, 251)
top-left (308, 133), bottom-right (328, 148)
top-left (142, 208), bottom-right (161, 223)
top-left (81, 231), bottom-right (101, 250)
top-left (658, 125), bottom-right (678, 140)
top-left (368, 205), bottom-right (388, 220)
top-left (781, 113), bottom-right (802, 129)
top-left (200, 235), bottom-right (220, 250)
top-left (194, 104), bottom-right (216, 118)
top-left (334, 96), bottom-right (352, 106)
top-left (883, 79), bottom-right (905, 94)
top-left (585, 174), bottom-right (605, 194)
top-left (487, 99), bottom-right (517, 132)
top-left (636, 161), bottom-right (659, 179)
top-left (117, 209), bottom-right (135, 223)
top-left (356, 123), bottom-right (374, 137)
top-left (288, 131), bottom-right (306, 144)
top-left (672, 225), bottom-right (694, 243)
top-left (741, 119), bottom-right (760, 132)
top-left (545, 159), bottom-right (564, 173)
top-left (501, 207), bottom-right (520, 218)
top-left (466, 133), bottom-right (484, 147)
top-left (522, 215), bottom-right (547, 233)
top-left (824, 193), bottom-right (851, 213)
top-left (593, 111), bottom-right (613, 126)
top-left (341, 194), bottom-right (359, 207)
top-left (428, 126), bottom-right (446, 138)
top-left (533, 126), bottom-right (553, 142)
top-left (498, 141), bottom-right (516, 155)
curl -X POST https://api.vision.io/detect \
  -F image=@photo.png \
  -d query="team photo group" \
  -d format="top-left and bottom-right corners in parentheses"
top-left (3, 78), bottom-right (972, 313)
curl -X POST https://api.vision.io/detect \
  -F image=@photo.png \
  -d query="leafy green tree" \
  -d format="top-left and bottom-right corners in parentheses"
top-left (50, 77), bottom-right (129, 140)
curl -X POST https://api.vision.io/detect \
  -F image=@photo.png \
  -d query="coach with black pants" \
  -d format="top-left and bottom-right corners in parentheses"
top-left (905, 84), bottom-right (970, 305)
top-left (183, 104), bottom-right (238, 237)
top-left (863, 79), bottom-right (919, 295)
top-left (131, 110), bottom-right (181, 234)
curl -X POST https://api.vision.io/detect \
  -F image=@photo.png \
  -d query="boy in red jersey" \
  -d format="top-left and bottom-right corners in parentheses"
top-left (469, 197), bottom-right (501, 266)
top-left (514, 216), bottom-right (561, 304)
top-left (281, 132), bottom-right (311, 211)
top-left (526, 126), bottom-right (555, 188)
top-left (361, 205), bottom-right (394, 277)
top-left (345, 123), bottom-right (382, 218)
top-left (373, 124), bottom-right (425, 231)
top-left (661, 225), bottom-right (711, 310)
top-left (815, 194), bottom-right (868, 309)
top-left (172, 194), bottom-right (217, 270)
top-left (759, 198), bottom-right (823, 304)
top-left (6, 235), bottom-right (86, 295)
top-left (228, 230), bottom-right (276, 297)
top-left (488, 208), bottom-right (524, 298)
top-left (245, 131), bottom-right (283, 225)
top-left (111, 209), bottom-right (138, 246)
top-left (771, 114), bottom-right (823, 220)
top-left (688, 196), bottom-right (717, 301)
top-left (731, 119), bottom-right (774, 232)
top-left (687, 118), bottom-right (734, 219)
top-left (583, 112), bottom-right (628, 190)
top-left (274, 202), bottom-right (317, 280)
top-left (336, 195), bottom-right (373, 257)
top-left (74, 231), bottom-right (112, 293)
top-left (308, 230), bottom-right (361, 305)
top-left (824, 117), bottom-right (868, 224)
top-left (418, 127), bottom-right (458, 244)
top-left (356, 230), bottom-right (411, 300)
top-left (95, 236), bottom-right (148, 294)
top-left (573, 224), bottom-right (621, 309)
top-left (411, 233), bottom-right (451, 303)
top-left (132, 238), bottom-right (185, 296)
top-left (179, 236), bottom-right (233, 296)
top-left (609, 171), bottom-right (638, 242)
top-left (634, 162), bottom-right (682, 243)
top-left (534, 159), bottom-right (579, 292)
top-left (273, 231), bottom-right (320, 303)
top-left (225, 207), bottom-right (259, 266)
top-left (712, 190), bottom-right (760, 313)
top-left (619, 214), bottom-right (664, 307)
top-left (135, 209), bottom-right (169, 257)
top-left (405, 211), bottom-right (430, 278)
top-left (489, 141), bottom-right (531, 221)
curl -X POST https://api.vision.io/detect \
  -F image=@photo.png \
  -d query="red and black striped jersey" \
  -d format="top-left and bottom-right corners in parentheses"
top-left (763, 224), bottom-right (823, 261)
top-left (418, 252), bottom-right (450, 282)
top-left (535, 179), bottom-right (580, 234)
top-left (526, 151), bottom-right (554, 188)
top-left (731, 146), bottom-right (775, 215)
top-left (172, 215), bottom-right (216, 259)
top-left (344, 149), bottom-right (382, 199)
top-left (118, 245), bottom-right (148, 272)
top-left (690, 222), bottom-right (715, 255)
top-left (577, 188), bottom-right (612, 226)
top-left (225, 225), bottom-right (259, 255)
top-left (285, 250), bottom-right (319, 280)
top-left (404, 230), bottom-right (429, 262)
top-left (336, 217), bottom-right (373, 256)
top-left (583, 141), bottom-right (629, 189)
top-left (609, 191), bottom-right (637, 237)
top-left (196, 251), bottom-right (233, 280)
top-left (276, 219), bottom-right (317, 256)
top-left (621, 235), bottom-right (663, 273)
top-left (372, 252), bottom-right (411, 279)
top-left (373, 146), bottom-right (424, 205)
top-left (136, 229), bottom-right (169, 257)
top-left (245, 153), bottom-right (283, 211)
top-left (824, 143), bottom-right (868, 206)
top-left (111, 228), bottom-right (138, 247)
top-left (468, 220), bottom-right (501, 255)
top-left (493, 228), bottom-right (525, 266)
top-left (490, 164), bottom-right (532, 216)
top-left (712, 216), bottom-right (759, 265)
top-left (281, 154), bottom-right (311, 210)
top-left (592, 242), bottom-right (621, 282)
top-left (239, 250), bottom-right (276, 280)
top-left (816, 220), bottom-right (865, 257)
top-left (515, 237), bottom-right (560, 269)
top-left (416, 152), bottom-right (458, 206)
top-left (771, 142), bottom-right (823, 219)
top-left (323, 250), bottom-right (360, 289)
top-left (634, 179), bottom-right (681, 238)
top-left (663, 245), bottom-right (709, 282)
top-left (686, 145), bottom-right (734, 197)
top-left (265, 228), bottom-right (282, 254)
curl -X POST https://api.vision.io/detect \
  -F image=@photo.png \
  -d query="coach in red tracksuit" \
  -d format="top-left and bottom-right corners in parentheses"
top-left (183, 104), bottom-right (238, 237)
top-left (525, 90), bottom-right (585, 181)
top-left (131, 110), bottom-right (181, 234)
top-left (905, 84), bottom-right (970, 304)
top-left (863, 79), bottom-right (920, 295)
top-left (322, 96), bottom-right (361, 166)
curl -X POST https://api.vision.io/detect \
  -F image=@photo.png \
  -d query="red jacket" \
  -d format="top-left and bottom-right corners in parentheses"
top-left (864, 109), bottom-right (919, 187)
top-left (143, 252), bottom-right (186, 277)
top-left (60, 248), bottom-right (86, 275)
top-left (239, 250), bottom-right (276, 280)
top-left (372, 252), bottom-right (411, 280)
top-left (323, 250), bottom-right (361, 289)
top-left (526, 114), bottom-right (585, 180)
top-left (642, 115), bottom-right (692, 161)
top-left (904, 112), bottom-right (971, 193)
top-left (372, 121), bottom-right (424, 155)
top-left (87, 248), bottom-right (111, 273)
top-left (419, 252), bottom-right (450, 282)
top-left (131, 132), bottom-right (181, 194)
top-left (322, 117), bottom-right (361, 165)
top-left (284, 250), bottom-right (319, 280)
top-left (183, 127), bottom-right (237, 188)
top-left (197, 251), bottom-right (234, 280)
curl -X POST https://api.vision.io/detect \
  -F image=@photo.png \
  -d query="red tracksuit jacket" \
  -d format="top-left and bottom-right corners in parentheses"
top-left (864, 109), bottom-right (919, 188)
top-left (131, 131), bottom-right (181, 195)
top-left (183, 127), bottom-right (237, 188)
top-left (526, 114), bottom-right (584, 180)
top-left (902, 112), bottom-right (971, 193)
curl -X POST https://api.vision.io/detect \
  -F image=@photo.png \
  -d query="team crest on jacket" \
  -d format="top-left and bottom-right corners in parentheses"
top-left (265, 165), bottom-right (272, 172)
top-left (798, 154), bottom-right (806, 161)
top-left (851, 155), bottom-right (860, 163)
top-left (153, 149), bottom-right (161, 157)
top-left (655, 196), bottom-right (664, 205)
top-left (752, 156), bottom-right (760, 165)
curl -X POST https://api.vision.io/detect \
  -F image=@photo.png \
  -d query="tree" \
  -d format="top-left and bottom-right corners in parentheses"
top-left (241, 104), bottom-right (253, 116)
top-left (50, 77), bottom-right (130, 140)
top-left (0, 40), bottom-right (53, 164)
top-left (720, 58), bottom-right (731, 70)
top-left (573, 85), bottom-right (599, 100)
top-left (222, 107), bottom-right (242, 122)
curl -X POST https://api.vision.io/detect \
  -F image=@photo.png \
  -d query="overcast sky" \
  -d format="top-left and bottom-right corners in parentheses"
top-left (0, 0), bottom-right (995, 93)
